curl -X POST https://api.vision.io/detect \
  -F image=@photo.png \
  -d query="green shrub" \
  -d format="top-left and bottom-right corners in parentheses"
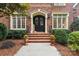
top-left (68, 31), bottom-right (79, 51)
top-left (7, 30), bottom-right (13, 39)
top-left (0, 23), bottom-right (8, 40)
top-left (7, 30), bottom-right (27, 39)
top-left (52, 29), bottom-right (70, 45)
top-left (70, 17), bottom-right (79, 31)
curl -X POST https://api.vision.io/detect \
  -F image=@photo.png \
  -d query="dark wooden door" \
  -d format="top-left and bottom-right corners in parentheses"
top-left (33, 15), bottom-right (45, 32)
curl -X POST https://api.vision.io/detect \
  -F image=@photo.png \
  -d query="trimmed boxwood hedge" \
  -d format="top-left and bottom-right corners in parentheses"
top-left (68, 31), bottom-right (79, 51)
top-left (7, 30), bottom-right (27, 39)
top-left (0, 23), bottom-right (8, 40)
top-left (52, 29), bottom-right (71, 45)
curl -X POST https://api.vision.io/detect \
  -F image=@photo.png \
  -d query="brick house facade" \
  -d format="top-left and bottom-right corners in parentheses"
top-left (0, 3), bottom-right (78, 33)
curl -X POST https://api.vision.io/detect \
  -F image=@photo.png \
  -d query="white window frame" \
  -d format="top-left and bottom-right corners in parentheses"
top-left (52, 12), bottom-right (69, 29)
top-left (54, 3), bottom-right (66, 6)
top-left (10, 15), bottom-right (26, 30)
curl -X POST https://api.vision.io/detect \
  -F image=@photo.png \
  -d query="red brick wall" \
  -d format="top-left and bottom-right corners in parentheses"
top-left (75, 4), bottom-right (79, 17)
top-left (0, 3), bottom-right (77, 33)
top-left (27, 3), bottom-right (74, 32)
top-left (0, 16), bottom-right (10, 29)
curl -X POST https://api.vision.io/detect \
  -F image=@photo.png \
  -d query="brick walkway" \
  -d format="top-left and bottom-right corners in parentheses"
top-left (15, 43), bottom-right (61, 56)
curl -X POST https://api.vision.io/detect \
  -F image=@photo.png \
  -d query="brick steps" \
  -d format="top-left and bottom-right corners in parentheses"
top-left (28, 41), bottom-right (50, 43)
top-left (28, 32), bottom-right (49, 35)
top-left (28, 35), bottom-right (49, 37)
top-left (28, 38), bottom-right (50, 40)
top-left (28, 37), bottom-right (50, 39)
top-left (28, 40), bottom-right (50, 41)
top-left (27, 33), bottom-right (50, 43)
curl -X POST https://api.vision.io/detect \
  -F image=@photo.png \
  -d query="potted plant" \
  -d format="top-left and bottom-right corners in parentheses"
top-left (23, 35), bottom-right (28, 45)
top-left (50, 35), bottom-right (56, 46)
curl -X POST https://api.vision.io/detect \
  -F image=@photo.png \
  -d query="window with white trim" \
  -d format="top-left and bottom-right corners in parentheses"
top-left (54, 3), bottom-right (66, 6)
top-left (53, 14), bottom-right (68, 29)
top-left (11, 15), bottom-right (26, 30)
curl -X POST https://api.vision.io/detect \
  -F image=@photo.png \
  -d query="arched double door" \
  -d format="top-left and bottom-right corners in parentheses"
top-left (33, 15), bottom-right (45, 32)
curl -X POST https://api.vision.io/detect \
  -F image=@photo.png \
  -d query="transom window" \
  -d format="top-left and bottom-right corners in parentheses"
top-left (53, 14), bottom-right (68, 29)
top-left (54, 3), bottom-right (66, 6)
top-left (10, 15), bottom-right (26, 30)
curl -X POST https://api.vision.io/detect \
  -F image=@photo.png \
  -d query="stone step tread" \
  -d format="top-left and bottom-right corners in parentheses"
top-left (28, 38), bottom-right (50, 39)
top-left (28, 40), bottom-right (50, 41)
top-left (28, 36), bottom-right (50, 37)
top-left (28, 37), bottom-right (50, 38)
top-left (29, 38), bottom-right (50, 40)
top-left (28, 35), bottom-right (50, 37)
top-left (27, 41), bottom-right (51, 43)
top-left (28, 33), bottom-right (49, 35)
top-left (28, 35), bottom-right (50, 36)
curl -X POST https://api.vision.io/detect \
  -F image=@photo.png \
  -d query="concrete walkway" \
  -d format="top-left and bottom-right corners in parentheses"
top-left (15, 43), bottom-right (61, 56)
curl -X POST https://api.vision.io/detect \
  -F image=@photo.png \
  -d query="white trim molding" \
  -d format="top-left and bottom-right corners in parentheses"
top-left (31, 9), bottom-right (48, 33)
top-left (54, 3), bottom-right (66, 6)
top-left (52, 12), bottom-right (69, 29)
top-left (10, 15), bottom-right (27, 30)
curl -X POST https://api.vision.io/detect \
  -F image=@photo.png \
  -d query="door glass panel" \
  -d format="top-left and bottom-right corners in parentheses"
top-left (40, 18), bottom-right (43, 26)
top-left (35, 17), bottom-right (38, 25)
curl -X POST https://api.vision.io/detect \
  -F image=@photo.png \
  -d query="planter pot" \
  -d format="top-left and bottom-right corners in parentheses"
top-left (24, 39), bottom-right (28, 45)
top-left (50, 40), bottom-right (56, 46)
top-left (50, 35), bottom-right (56, 46)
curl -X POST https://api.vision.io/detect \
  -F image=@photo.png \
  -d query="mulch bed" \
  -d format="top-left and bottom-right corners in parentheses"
top-left (54, 43), bottom-right (79, 56)
top-left (0, 39), bottom-right (24, 56)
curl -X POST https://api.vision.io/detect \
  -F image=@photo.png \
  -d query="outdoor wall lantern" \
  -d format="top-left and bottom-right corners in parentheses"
top-left (47, 13), bottom-right (51, 19)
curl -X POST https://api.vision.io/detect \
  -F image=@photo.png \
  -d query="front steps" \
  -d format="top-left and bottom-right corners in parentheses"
top-left (27, 32), bottom-right (51, 43)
